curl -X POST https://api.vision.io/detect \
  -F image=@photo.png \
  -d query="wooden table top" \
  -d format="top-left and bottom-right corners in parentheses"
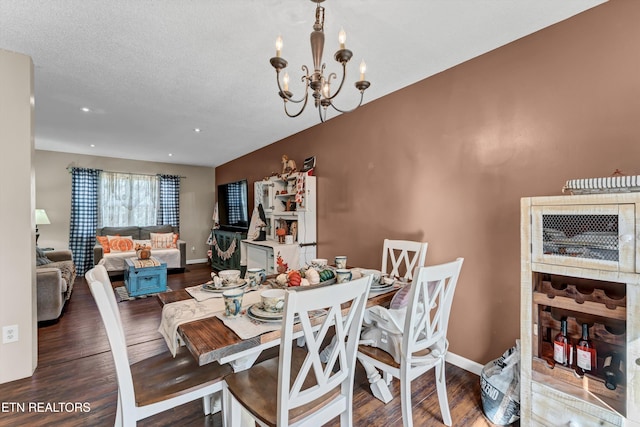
top-left (157, 286), bottom-right (396, 366)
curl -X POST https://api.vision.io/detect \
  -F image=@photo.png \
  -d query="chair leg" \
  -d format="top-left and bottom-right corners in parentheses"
top-left (203, 394), bottom-right (212, 415)
top-left (224, 386), bottom-right (244, 427)
top-left (400, 377), bottom-right (413, 427)
top-left (115, 392), bottom-right (123, 427)
top-left (339, 403), bottom-right (353, 427)
top-left (435, 360), bottom-right (452, 426)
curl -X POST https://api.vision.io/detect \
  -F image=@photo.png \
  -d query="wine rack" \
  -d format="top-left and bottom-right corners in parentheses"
top-left (521, 193), bottom-right (640, 427)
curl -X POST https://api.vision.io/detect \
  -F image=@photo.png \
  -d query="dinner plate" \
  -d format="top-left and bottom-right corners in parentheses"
top-left (246, 304), bottom-right (326, 323)
top-left (202, 279), bottom-right (247, 292)
top-left (248, 303), bottom-right (285, 319)
top-left (369, 283), bottom-right (394, 293)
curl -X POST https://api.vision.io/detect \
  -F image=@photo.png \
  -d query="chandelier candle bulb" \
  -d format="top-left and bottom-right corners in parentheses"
top-left (338, 28), bottom-right (346, 49)
top-left (359, 60), bottom-right (366, 81)
top-left (275, 35), bottom-right (283, 57)
top-left (283, 72), bottom-right (289, 92)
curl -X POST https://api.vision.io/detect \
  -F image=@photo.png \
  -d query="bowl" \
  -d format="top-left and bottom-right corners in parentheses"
top-left (218, 269), bottom-right (241, 284)
top-left (311, 258), bottom-right (328, 268)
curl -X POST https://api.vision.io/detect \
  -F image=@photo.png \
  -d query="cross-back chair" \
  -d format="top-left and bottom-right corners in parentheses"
top-left (86, 265), bottom-right (231, 426)
top-left (358, 258), bottom-right (464, 427)
top-left (223, 275), bottom-right (373, 427)
top-left (381, 239), bottom-right (428, 280)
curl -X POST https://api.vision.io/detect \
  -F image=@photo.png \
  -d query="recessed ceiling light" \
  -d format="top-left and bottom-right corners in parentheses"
top-left (193, 128), bottom-right (201, 133)
top-left (168, 153), bottom-right (173, 157)
top-left (90, 144), bottom-right (95, 147)
top-left (81, 107), bottom-right (91, 113)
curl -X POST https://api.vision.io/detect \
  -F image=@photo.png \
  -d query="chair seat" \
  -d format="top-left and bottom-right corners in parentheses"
top-left (225, 346), bottom-right (341, 427)
top-left (358, 344), bottom-right (432, 369)
top-left (131, 346), bottom-right (232, 407)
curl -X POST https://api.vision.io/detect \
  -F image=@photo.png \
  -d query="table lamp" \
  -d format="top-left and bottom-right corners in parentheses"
top-left (35, 209), bottom-right (51, 243)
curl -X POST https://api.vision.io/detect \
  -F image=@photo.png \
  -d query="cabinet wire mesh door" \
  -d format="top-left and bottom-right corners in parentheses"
top-left (531, 204), bottom-right (635, 273)
top-left (542, 214), bottom-right (619, 262)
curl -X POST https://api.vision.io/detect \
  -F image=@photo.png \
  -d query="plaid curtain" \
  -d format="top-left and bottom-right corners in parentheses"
top-left (69, 168), bottom-right (100, 275)
top-left (157, 174), bottom-right (181, 229)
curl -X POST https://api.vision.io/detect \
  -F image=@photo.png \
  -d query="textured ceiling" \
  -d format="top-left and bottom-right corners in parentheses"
top-left (0, 0), bottom-right (606, 167)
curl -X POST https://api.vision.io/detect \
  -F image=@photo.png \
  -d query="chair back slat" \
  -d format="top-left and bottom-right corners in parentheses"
top-left (85, 266), bottom-right (136, 413)
top-left (404, 258), bottom-right (464, 360)
top-left (277, 275), bottom-right (372, 425)
top-left (381, 239), bottom-right (428, 280)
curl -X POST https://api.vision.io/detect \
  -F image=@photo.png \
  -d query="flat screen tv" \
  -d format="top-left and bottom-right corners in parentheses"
top-left (217, 179), bottom-right (249, 232)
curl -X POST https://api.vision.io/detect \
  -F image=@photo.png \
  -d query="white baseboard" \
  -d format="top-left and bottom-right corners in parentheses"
top-left (446, 351), bottom-right (483, 376)
top-left (187, 258), bottom-right (208, 265)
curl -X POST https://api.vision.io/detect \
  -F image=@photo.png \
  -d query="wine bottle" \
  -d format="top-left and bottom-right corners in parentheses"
top-left (576, 323), bottom-right (596, 372)
top-left (553, 317), bottom-right (572, 366)
top-left (602, 352), bottom-right (625, 390)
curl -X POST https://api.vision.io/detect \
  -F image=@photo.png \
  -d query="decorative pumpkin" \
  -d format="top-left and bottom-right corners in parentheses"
top-left (305, 268), bottom-right (320, 285)
top-left (135, 243), bottom-right (151, 260)
top-left (287, 270), bottom-right (302, 287)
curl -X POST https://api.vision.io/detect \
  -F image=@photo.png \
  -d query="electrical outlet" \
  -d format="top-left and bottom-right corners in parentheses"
top-left (3, 325), bottom-right (19, 343)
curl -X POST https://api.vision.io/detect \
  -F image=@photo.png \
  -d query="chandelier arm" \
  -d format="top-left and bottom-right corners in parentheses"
top-left (327, 91), bottom-right (365, 114)
top-left (325, 64), bottom-right (348, 101)
top-left (283, 91), bottom-right (311, 118)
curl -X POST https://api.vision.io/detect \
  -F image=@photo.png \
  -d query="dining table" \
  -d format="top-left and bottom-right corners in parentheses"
top-left (157, 275), bottom-right (398, 372)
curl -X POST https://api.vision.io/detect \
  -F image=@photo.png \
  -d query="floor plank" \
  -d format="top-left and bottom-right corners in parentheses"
top-left (0, 263), bottom-right (503, 426)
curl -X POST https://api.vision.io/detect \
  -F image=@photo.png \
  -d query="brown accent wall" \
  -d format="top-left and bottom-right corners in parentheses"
top-left (217, 0), bottom-right (640, 364)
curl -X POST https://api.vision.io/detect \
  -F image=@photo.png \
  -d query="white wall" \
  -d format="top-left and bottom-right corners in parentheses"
top-left (0, 48), bottom-right (36, 383)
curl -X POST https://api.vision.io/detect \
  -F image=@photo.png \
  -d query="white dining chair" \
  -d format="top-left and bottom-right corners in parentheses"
top-left (85, 265), bottom-right (231, 427)
top-left (357, 258), bottom-right (464, 427)
top-left (381, 239), bottom-right (428, 280)
top-left (223, 275), bottom-right (373, 427)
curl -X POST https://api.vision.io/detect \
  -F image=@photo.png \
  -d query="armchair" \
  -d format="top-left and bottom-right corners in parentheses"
top-left (36, 249), bottom-right (76, 322)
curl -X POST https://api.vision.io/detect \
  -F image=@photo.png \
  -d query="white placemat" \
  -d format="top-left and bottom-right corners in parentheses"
top-left (185, 284), bottom-right (224, 301)
top-left (216, 311), bottom-right (282, 340)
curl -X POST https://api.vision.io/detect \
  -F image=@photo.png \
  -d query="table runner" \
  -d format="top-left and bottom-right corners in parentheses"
top-left (158, 290), bottom-right (262, 356)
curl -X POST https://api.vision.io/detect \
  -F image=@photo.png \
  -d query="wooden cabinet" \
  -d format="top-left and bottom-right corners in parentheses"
top-left (210, 229), bottom-right (245, 272)
top-left (243, 173), bottom-right (317, 271)
top-left (124, 258), bottom-right (167, 297)
top-left (254, 174), bottom-right (316, 245)
top-left (521, 193), bottom-right (640, 426)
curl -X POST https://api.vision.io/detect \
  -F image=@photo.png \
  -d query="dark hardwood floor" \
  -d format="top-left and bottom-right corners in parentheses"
top-left (0, 263), bottom-right (498, 426)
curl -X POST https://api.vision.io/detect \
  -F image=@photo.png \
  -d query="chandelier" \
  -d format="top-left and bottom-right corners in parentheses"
top-left (269, 0), bottom-right (371, 122)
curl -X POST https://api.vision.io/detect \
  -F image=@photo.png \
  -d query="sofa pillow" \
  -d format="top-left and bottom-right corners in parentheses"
top-left (140, 225), bottom-right (174, 240)
top-left (107, 235), bottom-right (135, 252)
top-left (36, 247), bottom-right (52, 266)
top-left (150, 232), bottom-right (178, 249)
top-left (96, 235), bottom-right (110, 253)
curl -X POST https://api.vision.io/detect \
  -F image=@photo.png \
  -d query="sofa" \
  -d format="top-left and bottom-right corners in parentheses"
top-left (93, 225), bottom-right (186, 274)
top-left (36, 249), bottom-right (77, 322)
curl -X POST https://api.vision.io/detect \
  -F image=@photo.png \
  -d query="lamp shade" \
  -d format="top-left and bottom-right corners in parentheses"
top-left (35, 209), bottom-right (51, 225)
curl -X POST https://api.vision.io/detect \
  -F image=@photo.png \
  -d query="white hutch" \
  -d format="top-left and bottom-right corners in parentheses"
top-left (521, 193), bottom-right (640, 426)
top-left (242, 173), bottom-right (316, 274)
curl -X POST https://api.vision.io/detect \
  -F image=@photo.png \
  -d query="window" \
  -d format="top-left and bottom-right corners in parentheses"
top-left (98, 172), bottom-right (158, 227)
